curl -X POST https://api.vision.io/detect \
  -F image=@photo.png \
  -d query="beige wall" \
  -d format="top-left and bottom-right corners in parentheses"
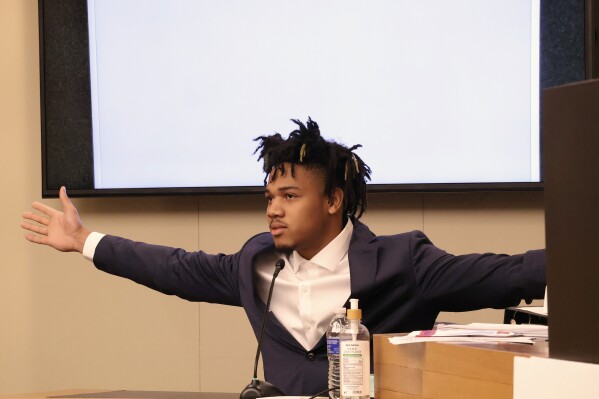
top-left (0, 0), bottom-right (545, 395)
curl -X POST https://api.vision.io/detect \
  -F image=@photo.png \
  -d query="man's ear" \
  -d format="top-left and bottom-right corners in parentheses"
top-left (328, 187), bottom-right (344, 215)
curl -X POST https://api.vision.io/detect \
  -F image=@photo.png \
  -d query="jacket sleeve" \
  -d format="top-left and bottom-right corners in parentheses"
top-left (409, 231), bottom-right (546, 311)
top-left (93, 235), bottom-right (242, 306)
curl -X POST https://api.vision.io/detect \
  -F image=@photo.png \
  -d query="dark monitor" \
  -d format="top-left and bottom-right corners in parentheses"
top-left (544, 78), bottom-right (599, 365)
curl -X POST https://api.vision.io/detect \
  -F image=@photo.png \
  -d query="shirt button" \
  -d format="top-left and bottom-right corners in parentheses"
top-left (306, 352), bottom-right (316, 361)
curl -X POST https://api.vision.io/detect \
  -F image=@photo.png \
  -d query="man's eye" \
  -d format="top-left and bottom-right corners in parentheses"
top-left (265, 196), bottom-right (273, 202)
top-left (285, 194), bottom-right (295, 199)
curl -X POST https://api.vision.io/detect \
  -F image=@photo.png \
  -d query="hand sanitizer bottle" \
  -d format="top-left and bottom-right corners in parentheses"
top-left (340, 299), bottom-right (370, 399)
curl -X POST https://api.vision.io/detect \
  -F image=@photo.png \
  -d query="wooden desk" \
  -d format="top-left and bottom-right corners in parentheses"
top-left (0, 391), bottom-right (239, 399)
top-left (374, 334), bottom-right (548, 399)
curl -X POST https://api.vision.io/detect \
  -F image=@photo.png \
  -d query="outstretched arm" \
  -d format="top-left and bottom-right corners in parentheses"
top-left (21, 186), bottom-right (90, 253)
top-left (408, 231), bottom-right (545, 311)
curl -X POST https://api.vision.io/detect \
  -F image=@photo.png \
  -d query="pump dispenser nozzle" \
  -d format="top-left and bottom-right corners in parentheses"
top-left (347, 298), bottom-right (362, 320)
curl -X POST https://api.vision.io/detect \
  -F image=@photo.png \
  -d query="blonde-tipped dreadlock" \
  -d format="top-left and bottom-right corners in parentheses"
top-left (254, 118), bottom-right (371, 219)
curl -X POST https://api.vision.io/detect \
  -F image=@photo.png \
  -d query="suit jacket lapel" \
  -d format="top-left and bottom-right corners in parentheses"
top-left (347, 218), bottom-right (378, 300)
top-left (312, 219), bottom-right (378, 352)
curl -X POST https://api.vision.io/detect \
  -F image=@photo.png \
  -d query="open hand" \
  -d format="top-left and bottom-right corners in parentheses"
top-left (21, 186), bottom-right (90, 253)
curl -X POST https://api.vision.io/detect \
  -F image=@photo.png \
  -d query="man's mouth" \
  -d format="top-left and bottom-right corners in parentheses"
top-left (269, 221), bottom-right (287, 236)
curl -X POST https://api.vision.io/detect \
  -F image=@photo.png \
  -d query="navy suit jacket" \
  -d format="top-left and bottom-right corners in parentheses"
top-left (93, 219), bottom-right (545, 395)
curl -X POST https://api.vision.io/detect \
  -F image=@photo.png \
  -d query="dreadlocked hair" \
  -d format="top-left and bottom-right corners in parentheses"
top-left (253, 117), bottom-right (372, 219)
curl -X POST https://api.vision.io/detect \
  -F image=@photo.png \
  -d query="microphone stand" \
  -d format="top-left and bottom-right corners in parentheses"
top-left (240, 259), bottom-right (286, 399)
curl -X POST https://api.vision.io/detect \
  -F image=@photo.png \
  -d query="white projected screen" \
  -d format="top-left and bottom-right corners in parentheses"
top-left (87, 0), bottom-right (540, 189)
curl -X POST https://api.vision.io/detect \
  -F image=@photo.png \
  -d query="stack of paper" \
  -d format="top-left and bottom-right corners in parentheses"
top-left (437, 322), bottom-right (548, 338)
top-left (388, 323), bottom-right (547, 346)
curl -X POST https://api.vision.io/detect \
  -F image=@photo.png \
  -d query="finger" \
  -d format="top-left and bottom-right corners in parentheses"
top-left (59, 186), bottom-right (73, 208)
top-left (31, 201), bottom-right (58, 217)
top-left (22, 211), bottom-right (50, 226)
top-left (24, 233), bottom-right (48, 245)
top-left (21, 222), bottom-right (48, 236)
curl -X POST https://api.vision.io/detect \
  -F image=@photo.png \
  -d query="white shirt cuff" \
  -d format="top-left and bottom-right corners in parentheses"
top-left (82, 232), bottom-right (106, 261)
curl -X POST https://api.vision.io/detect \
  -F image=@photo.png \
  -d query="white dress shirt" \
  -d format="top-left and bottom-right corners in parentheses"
top-left (82, 220), bottom-right (353, 351)
top-left (254, 220), bottom-right (352, 350)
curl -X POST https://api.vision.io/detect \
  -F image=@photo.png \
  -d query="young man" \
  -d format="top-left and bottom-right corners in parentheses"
top-left (22, 119), bottom-right (546, 396)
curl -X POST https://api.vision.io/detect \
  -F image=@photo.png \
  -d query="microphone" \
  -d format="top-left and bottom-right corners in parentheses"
top-left (240, 259), bottom-right (286, 399)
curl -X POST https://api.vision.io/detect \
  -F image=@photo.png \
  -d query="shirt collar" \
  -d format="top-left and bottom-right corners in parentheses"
top-left (289, 219), bottom-right (354, 273)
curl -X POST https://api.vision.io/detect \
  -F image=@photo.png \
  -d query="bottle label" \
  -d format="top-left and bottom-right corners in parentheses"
top-left (340, 341), bottom-right (370, 397)
top-left (331, 323), bottom-right (343, 334)
top-left (327, 337), bottom-right (340, 355)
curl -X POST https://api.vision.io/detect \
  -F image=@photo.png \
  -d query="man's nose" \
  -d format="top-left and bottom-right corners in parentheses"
top-left (267, 198), bottom-right (284, 218)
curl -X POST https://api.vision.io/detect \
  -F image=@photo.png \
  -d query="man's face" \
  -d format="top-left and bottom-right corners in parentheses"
top-left (265, 163), bottom-right (342, 260)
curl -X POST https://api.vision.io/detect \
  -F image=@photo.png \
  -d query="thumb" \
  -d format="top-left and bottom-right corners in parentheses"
top-left (59, 186), bottom-right (73, 208)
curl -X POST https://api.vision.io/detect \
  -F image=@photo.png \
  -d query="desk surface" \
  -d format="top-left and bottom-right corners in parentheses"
top-left (0, 391), bottom-right (239, 399)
